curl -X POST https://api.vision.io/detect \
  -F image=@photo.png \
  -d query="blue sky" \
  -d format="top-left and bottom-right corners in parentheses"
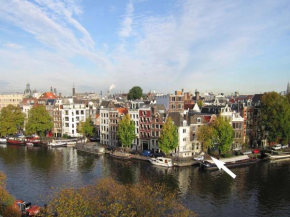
top-left (0, 0), bottom-right (289, 96)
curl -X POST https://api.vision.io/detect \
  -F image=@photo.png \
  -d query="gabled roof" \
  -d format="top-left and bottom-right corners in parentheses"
top-left (252, 94), bottom-right (263, 103)
top-left (39, 92), bottom-right (56, 99)
top-left (167, 112), bottom-right (182, 127)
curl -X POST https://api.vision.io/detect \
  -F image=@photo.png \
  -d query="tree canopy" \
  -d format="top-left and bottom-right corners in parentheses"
top-left (117, 114), bottom-right (135, 147)
top-left (261, 92), bottom-right (290, 144)
top-left (78, 116), bottom-right (96, 138)
top-left (0, 105), bottom-right (25, 136)
top-left (212, 116), bottom-right (234, 155)
top-left (128, 86), bottom-right (143, 100)
top-left (197, 125), bottom-right (215, 152)
top-left (158, 117), bottom-right (178, 154)
top-left (25, 105), bottom-right (53, 137)
top-left (197, 116), bottom-right (234, 155)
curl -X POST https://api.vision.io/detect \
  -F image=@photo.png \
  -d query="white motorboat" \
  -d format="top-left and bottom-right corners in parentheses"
top-left (268, 151), bottom-right (290, 160)
top-left (48, 140), bottom-right (67, 148)
top-left (0, 138), bottom-right (7, 144)
top-left (149, 157), bottom-right (173, 167)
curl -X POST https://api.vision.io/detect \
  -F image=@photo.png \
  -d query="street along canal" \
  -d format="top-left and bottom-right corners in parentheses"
top-left (0, 144), bottom-right (290, 217)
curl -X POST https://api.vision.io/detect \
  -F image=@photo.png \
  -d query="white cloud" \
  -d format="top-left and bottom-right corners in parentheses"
top-left (118, 2), bottom-right (134, 37)
top-left (4, 43), bottom-right (23, 49)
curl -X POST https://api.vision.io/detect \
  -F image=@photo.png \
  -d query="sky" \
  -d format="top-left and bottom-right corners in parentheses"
top-left (0, 0), bottom-right (290, 96)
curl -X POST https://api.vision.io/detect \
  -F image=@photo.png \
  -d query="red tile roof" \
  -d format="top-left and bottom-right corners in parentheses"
top-left (39, 92), bottom-right (56, 99)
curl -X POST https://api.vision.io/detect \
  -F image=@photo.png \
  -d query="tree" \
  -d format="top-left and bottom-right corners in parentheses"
top-left (261, 92), bottom-right (290, 145)
top-left (197, 100), bottom-right (204, 109)
top-left (46, 177), bottom-right (196, 217)
top-left (117, 114), bottom-right (135, 147)
top-left (0, 105), bottom-right (25, 136)
top-left (211, 116), bottom-right (234, 156)
top-left (196, 125), bottom-right (215, 152)
top-left (128, 86), bottom-right (143, 100)
top-left (78, 116), bottom-right (95, 138)
top-left (0, 171), bottom-right (20, 217)
top-left (158, 117), bottom-right (178, 154)
top-left (25, 105), bottom-right (53, 137)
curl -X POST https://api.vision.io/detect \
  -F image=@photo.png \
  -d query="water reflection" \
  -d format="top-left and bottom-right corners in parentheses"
top-left (0, 145), bottom-right (290, 216)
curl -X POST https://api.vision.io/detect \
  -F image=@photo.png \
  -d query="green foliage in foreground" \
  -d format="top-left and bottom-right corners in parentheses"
top-left (25, 105), bottom-right (53, 137)
top-left (117, 114), bottom-right (136, 147)
top-left (78, 116), bottom-right (96, 138)
top-left (47, 177), bottom-right (196, 217)
top-left (159, 117), bottom-right (178, 154)
top-left (261, 92), bottom-right (290, 144)
top-left (0, 105), bottom-right (25, 136)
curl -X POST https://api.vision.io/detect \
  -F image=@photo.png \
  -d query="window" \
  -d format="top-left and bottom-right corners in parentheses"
top-left (183, 138), bottom-right (186, 141)
top-left (197, 118), bottom-right (201, 123)
top-left (183, 129), bottom-right (186, 133)
top-left (76, 110), bottom-right (79, 115)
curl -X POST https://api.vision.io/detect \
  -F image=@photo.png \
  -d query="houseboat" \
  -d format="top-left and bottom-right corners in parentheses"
top-left (149, 157), bottom-right (173, 167)
top-left (200, 155), bottom-right (259, 170)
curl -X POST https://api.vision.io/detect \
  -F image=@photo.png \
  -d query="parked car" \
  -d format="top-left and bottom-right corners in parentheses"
top-left (282, 144), bottom-right (289, 149)
top-left (243, 151), bottom-right (252, 155)
top-left (252, 149), bottom-right (260, 154)
top-left (193, 155), bottom-right (204, 161)
top-left (153, 152), bottom-right (165, 158)
top-left (272, 144), bottom-right (282, 150)
top-left (142, 150), bottom-right (153, 157)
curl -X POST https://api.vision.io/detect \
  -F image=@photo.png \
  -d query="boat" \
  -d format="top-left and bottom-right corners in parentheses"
top-left (7, 137), bottom-right (26, 145)
top-left (26, 142), bottom-right (34, 147)
top-left (14, 199), bottom-right (41, 216)
top-left (110, 151), bottom-right (132, 160)
top-left (200, 155), bottom-right (259, 170)
top-left (268, 151), bottom-right (290, 160)
top-left (149, 157), bottom-right (173, 167)
top-left (48, 140), bottom-right (67, 148)
top-left (89, 136), bottom-right (100, 142)
top-left (0, 137), bottom-right (7, 144)
top-left (25, 135), bottom-right (42, 146)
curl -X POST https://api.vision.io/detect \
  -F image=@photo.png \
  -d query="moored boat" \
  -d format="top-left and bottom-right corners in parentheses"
top-left (7, 137), bottom-right (26, 145)
top-left (25, 135), bottom-right (42, 146)
top-left (0, 137), bottom-right (7, 144)
top-left (110, 151), bottom-right (131, 160)
top-left (48, 140), bottom-right (67, 148)
top-left (268, 151), bottom-right (290, 160)
top-left (149, 157), bottom-right (173, 167)
top-left (200, 155), bottom-right (259, 170)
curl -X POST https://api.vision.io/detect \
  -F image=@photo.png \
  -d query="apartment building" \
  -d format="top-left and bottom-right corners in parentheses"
top-left (0, 92), bottom-right (24, 110)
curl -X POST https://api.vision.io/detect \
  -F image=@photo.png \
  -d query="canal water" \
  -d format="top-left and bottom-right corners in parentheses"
top-left (0, 144), bottom-right (290, 217)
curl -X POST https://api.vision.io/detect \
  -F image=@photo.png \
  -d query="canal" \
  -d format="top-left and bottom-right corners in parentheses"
top-left (0, 144), bottom-right (290, 217)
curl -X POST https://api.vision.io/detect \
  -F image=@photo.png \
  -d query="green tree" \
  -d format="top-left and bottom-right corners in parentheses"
top-left (197, 100), bottom-right (204, 109)
top-left (128, 86), bottom-right (143, 100)
top-left (158, 117), bottom-right (178, 154)
top-left (25, 105), bottom-right (53, 137)
top-left (212, 116), bottom-right (234, 156)
top-left (261, 92), bottom-right (290, 144)
top-left (117, 114), bottom-right (135, 147)
top-left (0, 105), bottom-right (25, 136)
top-left (78, 116), bottom-right (95, 138)
top-left (197, 125), bottom-right (215, 152)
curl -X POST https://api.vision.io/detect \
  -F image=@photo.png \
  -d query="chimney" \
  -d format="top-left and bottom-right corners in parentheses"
top-left (54, 88), bottom-right (57, 96)
top-left (59, 93), bottom-right (62, 98)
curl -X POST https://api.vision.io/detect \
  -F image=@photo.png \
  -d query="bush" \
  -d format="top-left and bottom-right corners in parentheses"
top-left (222, 153), bottom-right (232, 158)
